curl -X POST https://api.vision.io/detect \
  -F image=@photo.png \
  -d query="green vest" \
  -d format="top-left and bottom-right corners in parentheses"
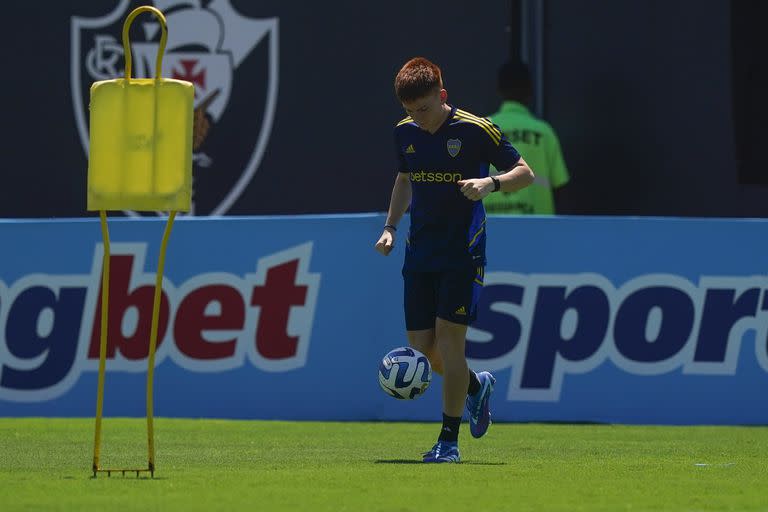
top-left (484, 101), bottom-right (569, 214)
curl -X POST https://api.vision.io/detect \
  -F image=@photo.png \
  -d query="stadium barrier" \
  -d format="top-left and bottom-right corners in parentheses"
top-left (0, 214), bottom-right (766, 424)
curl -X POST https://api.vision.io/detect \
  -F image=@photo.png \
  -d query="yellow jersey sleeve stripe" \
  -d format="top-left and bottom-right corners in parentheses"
top-left (456, 109), bottom-right (498, 131)
top-left (454, 114), bottom-right (501, 145)
top-left (457, 116), bottom-right (501, 146)
top-left (456, 110), bottom-right (503, 139)
top-left (456, 110), bottom-right (501, 135)
top-left (455, 110), bottom-right (502, 140)
top-left (397, 117), bottom-right (414, 127)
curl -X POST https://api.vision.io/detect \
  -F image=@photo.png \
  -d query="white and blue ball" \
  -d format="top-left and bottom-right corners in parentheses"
top-left (378, 347), bottom-right (432, 399)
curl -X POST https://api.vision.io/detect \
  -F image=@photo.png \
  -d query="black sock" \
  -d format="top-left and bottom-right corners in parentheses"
top-left (467, 370), bottom-right (481, 396)
top-left (438, 413), bottom-right (461, 443)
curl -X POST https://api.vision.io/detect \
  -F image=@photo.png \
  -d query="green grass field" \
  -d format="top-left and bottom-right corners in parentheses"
top-left (0, 418), bottom-right (766, 511)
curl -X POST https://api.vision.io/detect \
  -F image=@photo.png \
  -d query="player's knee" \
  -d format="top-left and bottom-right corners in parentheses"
top-left (435, 340), bottom-right (466, 366)
top-left (424, 348), bottom-right (444, 374)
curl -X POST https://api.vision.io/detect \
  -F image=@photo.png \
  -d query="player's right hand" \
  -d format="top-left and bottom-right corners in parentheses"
top-left (375, 230), bottom-right (395, 256)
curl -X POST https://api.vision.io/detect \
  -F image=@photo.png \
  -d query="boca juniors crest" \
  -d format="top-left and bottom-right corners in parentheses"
top-left (71, 0), bottom-right (279, 215)
top-left (446, 138), bottom-right (461, 158)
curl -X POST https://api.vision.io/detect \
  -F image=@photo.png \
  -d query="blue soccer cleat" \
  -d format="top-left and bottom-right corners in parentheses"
top-left (422, 440), bottom-right (461, 463)
top-left (466, 371), bottom-right (496, 438)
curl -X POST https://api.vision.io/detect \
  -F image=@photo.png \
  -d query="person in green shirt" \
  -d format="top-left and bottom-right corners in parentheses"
top-left (484, 60), bottom-right (569, 214)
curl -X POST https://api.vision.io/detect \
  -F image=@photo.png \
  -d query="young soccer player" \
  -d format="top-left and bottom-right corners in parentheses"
top-left (375, 57), bottom-right (535, 463)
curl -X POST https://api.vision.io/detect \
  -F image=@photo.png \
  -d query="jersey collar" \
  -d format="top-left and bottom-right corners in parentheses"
top-left (432, 105), bottom-right (457, 134)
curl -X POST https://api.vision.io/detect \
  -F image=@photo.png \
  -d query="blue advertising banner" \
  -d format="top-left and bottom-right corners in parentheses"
top-left (0, 214), bottom-right (766, 424)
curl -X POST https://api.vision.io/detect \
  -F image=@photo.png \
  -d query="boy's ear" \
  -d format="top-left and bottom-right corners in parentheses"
top-left (440, 89), bottom-right (448, 103)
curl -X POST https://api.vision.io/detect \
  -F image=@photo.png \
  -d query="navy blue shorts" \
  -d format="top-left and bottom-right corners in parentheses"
top-left (402, 266), bottom-right (485, 330)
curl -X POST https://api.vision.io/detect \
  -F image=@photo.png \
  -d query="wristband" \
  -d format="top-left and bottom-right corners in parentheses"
top-left (491, 176), bottom-right (501, 192)
top-left (384, 224), bottom-right (397, 232)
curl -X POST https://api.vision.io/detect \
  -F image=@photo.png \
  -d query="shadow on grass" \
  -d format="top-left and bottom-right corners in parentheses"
top-left (87, 475), bottom-right (169, 480)
top-left (374, 460), bottom-right (506, 466)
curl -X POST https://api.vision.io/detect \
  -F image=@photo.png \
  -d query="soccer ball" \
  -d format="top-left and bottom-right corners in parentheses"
top-left (378, 347), bottom-right (432, 399)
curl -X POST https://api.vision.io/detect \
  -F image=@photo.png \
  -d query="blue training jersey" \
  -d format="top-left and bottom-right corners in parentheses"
top-left (394, 105), bottom-right (521, 271)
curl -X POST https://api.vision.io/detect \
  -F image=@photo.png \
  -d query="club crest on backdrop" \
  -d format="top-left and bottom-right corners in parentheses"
top-left (71, 0), bottom-right (279, 216)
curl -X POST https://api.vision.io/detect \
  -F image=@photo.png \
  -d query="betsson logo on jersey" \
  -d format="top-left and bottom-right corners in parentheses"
top-left (409, 171), bottom-right (463, 183)
top-left (0, 243), bottom-right (320, 403)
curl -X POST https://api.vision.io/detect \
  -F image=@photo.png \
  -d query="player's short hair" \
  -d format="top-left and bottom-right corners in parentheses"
top-left (497, 60), bottom-right (532, 102)
top-left (395, 57), bottom-right (443, 103)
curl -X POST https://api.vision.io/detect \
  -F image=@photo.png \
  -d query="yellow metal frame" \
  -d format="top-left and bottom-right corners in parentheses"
top-left (92, 5), bottom-right (175, 478)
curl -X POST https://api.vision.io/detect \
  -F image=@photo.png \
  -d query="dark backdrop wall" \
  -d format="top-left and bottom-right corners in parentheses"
top-left (544, 0), bottom-right (768, 217)
top-left (0, 0), bottom-right (510, 217)
top-left (731, 0), bottom-right (768, 188)
top-left (0, 0), bottom-right (765, 218)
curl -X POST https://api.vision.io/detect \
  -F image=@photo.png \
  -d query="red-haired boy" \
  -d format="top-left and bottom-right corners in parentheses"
top-left (375, 57), bottom-right (535, 462)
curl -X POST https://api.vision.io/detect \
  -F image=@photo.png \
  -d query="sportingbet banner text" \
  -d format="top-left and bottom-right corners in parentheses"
top-left (0, 215), bottom-right (767, 425)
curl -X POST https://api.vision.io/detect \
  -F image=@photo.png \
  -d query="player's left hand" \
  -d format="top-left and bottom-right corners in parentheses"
top-left (457, 178), bottom-right (493, 201)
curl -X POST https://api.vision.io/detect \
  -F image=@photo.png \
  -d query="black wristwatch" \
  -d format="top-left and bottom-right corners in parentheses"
top-left (491, 176), bottom-right (501, 192)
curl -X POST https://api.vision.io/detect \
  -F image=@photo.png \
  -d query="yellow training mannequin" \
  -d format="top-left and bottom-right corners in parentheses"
top-left (87, 6), bottom-right (193, 212)
top-left (89, 5), bottom-right (192, 478)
